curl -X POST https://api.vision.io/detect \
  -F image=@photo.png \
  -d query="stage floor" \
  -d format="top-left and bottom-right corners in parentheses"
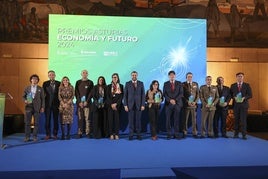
top-left (1, 132), bottom-right (268, 178)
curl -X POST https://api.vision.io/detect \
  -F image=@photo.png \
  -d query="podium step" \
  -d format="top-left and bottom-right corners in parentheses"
top-left (121, 168), bottom-right (176, 179)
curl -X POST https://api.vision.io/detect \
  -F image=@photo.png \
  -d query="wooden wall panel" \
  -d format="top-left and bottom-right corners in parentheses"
top-left (0, 43), bottom-right (267, 114)
top-left (259, 63), bottom-right (268, 110)
top-left (207, 62), bottom-right (264, 111)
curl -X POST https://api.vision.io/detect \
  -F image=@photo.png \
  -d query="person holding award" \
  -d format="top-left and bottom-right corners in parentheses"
top-left (199, 76), bottom-right (219, 138)
top-left (146, 80), bottom-right (163, 140)
top-left (75, 70), bottom-right (94, 139)
top-left (23, 74), bottom-right (45, 142)
top-left (92, 76), bottom-right (107, 139)
top-left (58, 76), bottom-right (75, 140)
top-left (230, 72), bottom-right (252, 140)
top-left (213, 76), bottom-right (231, 138)
top-left (182, 72), bottom-right (199, 138)
top-left (106, 73), bottom-right (124, 140)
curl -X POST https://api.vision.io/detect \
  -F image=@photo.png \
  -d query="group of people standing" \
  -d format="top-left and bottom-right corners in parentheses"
top-left (22, 70), bottom-right (252, 142)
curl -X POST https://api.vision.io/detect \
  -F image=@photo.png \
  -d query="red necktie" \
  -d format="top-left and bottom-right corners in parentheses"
top-left (171, 82), bottom-right (175, 92)
top-left (238, 83), bottom-right (241, 91)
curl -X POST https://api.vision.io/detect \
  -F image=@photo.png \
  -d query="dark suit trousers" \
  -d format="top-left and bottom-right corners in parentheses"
top-left (108, 107), bottom-right (120, 135)
top-left (45, 106), bottom-right (59, 136)
top-left (165, 104), bottom-right (181, 136)
top-left (128, 108), bottom-right (142, 136)
top-left (233, 104), bottom-right (248, 135)
top-left (148, 105), bottom-right (160, 137)
top-left (25, 105), bottom-right (40, 138)
top-left (213, 107), bottom-right (228, 136)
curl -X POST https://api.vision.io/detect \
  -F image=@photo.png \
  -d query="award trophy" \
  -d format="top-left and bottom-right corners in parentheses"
top-left (98, 97), bottom-right (104, 108)
top-left (236, 92), bottom-right (243, 103)
top-left (189, 95), bottom-right (194, 103)
top-left (207, 96), bottom-right (213, 106)
top-left (154, 92), bottom-right (161, 103)
top-left (26, 92), bottom-right (33, 104)
top-left (81, 96), bottom-right (86, 102)
top-left (220, 96), bottom-right (225, 105)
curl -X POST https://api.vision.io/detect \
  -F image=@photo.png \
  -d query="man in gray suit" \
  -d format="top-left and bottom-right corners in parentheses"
top-left (123, 71), bottom-right (145, 140)
top-left (230, 72), bottom-right (252, 139)
top-left (199, 76), bottom-right (219, 138)
top-left (23, 74), bottom-right (45, 142)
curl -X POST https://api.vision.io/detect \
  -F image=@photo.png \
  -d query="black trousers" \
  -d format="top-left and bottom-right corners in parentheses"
top-left (45, 106), bottom-right (59, 137)
top-left (108, 107), bottom-right (120, 135)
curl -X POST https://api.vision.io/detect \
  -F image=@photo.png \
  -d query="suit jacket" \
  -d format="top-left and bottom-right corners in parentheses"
top-left (199, 85), bottom-right (219, 110)
top-left (216, 85), bottom-right (231, 109)
top-left (42, 80), bottom-right (60, 109)
top-left (163, 80), bottom-right (183, 107)
top-left (23, 85), bottom-right (45, 112)
top-left (123, 80), bottom-right (145, 110)
top-left (182, 81), bottom-right (199, 108)
top-left (106, 83), bottom-right (124, 108)
top-left (230, 82), bottom-right (252, 108)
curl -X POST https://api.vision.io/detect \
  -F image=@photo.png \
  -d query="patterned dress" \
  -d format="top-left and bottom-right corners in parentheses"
top-left (58, 85), bottom-right (74, 124)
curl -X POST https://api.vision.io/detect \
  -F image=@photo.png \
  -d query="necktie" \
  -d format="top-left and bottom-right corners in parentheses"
top-left (238, 83), bottom-right (241, 91)
top-left (171, 81), bottom-right (175, 92)
top-left (208, 86), bottom-right (211, 92)
top-left (50, 81), bottom-right (55, 91)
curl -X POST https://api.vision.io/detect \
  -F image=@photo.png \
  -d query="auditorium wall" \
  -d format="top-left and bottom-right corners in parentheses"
top-left (0, 43), bottom-right (267, 114)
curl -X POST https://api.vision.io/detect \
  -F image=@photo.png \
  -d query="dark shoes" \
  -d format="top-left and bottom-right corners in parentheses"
top-left (242, 135), bottom-right (247, 140)
top-left (222, 135), bottom-right (229, 138)
top-left (167, 135), bottom-right (171, 140)
top-left (137, 135), bottom-right (142, 140)
top-left (129, 136), bottom-right (133, 141)
top-left (233, 134), bottom-right (239, 139)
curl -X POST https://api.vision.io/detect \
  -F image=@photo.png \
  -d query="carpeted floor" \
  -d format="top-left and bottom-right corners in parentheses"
top-left (1, 132), bottom-right (268, 178)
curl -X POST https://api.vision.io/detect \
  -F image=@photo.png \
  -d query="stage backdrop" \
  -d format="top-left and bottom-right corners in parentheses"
top-left (48, 15), bottom-right (206, 134)
top-left (49, 15), bottom-right (206, 90)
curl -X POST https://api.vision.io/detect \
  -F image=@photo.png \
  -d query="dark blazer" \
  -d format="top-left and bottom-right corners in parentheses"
top-left (182, 81), bottom-right (199, 107)
top-left (163, 80), bottom-right (183, 107)
top-left (23, 85), bottom-right (45, 112)
top-left (216, 85), bottom-right (231, 109)
top-left (91, 85), bottom-right (107, 111)
top-left (123, 80), bottom-right (145, 110)
top-left (42, 80), bottom-right (60, 109)
top-left (106, 83), bottom-right (124, 108)
top-left (230, 82), bottom-right (252, 108)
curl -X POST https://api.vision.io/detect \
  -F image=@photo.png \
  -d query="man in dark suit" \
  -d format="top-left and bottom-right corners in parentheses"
top-left (213, 76), bottom-right (231, 138)
top-left (163, 70), bottom-right (184, 139)
top-left (230, 72), bottom-right (252, 140)
top-left (123, 71), bottom-right (145, 140)
top-left (182, 72), bottom-right (199, 138)
top-left (42, 70), bottom-right (61, 140)
top-left (23, 74), bottom-right (45, 142)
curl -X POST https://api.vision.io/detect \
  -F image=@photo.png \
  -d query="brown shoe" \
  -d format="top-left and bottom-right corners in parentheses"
top-left (33, 137), bottom-right (38, 142)
top-left (24, 137), bottom-right (30, 142)
top-left (45, 136), bottom-right (50, 140)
